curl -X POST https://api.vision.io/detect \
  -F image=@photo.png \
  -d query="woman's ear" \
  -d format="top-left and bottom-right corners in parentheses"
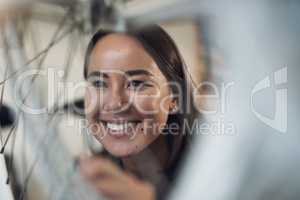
top-left (169, 99), bottom-right (178, 114)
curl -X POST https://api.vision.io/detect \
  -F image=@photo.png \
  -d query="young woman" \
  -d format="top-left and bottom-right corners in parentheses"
top-left (80, 25), bottom-right (199, 200)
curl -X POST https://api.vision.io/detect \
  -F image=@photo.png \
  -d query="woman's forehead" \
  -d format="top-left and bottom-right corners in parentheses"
top-left (89, 34), bottom-right (153, 69)
top-left (92, 33), bottom-right (143, 53)
top-left (88, 33), bottom-right (166, 80)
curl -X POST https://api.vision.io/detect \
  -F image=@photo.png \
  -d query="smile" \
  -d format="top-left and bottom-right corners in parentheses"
top-left (107, 122), bottom-right (138, 131)
top-left (99, 119), bottom-right (142, 137)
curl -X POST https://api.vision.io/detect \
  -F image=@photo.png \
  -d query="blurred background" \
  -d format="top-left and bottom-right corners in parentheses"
top-left (0, 0), bottom-right (300, 200)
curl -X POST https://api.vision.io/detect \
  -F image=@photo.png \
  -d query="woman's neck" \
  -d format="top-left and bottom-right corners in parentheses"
top-left (121, 135), bottom-right (169, 181)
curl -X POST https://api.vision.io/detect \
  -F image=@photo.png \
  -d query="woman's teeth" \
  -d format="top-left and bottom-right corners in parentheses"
top-left (106, 122), bottom-right (138, 132)
top-left (107, 123), bottom-right (126, 131)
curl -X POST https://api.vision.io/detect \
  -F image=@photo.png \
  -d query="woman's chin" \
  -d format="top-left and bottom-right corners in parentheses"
top-left (105, 145), bottom-right (139, 157)
top-left (97, 132), bottom-right (159, 158)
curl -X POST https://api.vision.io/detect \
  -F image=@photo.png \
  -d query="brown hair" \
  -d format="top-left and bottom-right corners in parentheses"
top-left (84, 24), bottom-right (199, 183)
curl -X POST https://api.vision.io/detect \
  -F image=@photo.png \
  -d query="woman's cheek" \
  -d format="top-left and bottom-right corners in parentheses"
top-left (84, 86), bottom-right (99, 116)
top-left (134, 93), bottom-right (170, 133)
top-left (130, 86), bottom-right (159, 112)
top-left (133, 95), bottom-right (161, 115)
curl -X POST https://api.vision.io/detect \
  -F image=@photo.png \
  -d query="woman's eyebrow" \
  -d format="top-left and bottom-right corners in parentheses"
top-left (87, 71), bottom-right (109, 79)
top-left (87, 69), bottom-right (154, 79)
top-left (124, 69), bottom-right (154, 77)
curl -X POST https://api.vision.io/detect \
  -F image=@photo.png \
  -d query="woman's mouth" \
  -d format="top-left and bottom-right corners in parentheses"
top-left (99, 119), bottom-right (143, 138)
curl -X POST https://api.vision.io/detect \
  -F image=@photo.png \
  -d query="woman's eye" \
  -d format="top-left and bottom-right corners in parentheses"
top-left (91, 80), bottom-right (107, 88)
top-left (127, 80), bottom-right (152, 90)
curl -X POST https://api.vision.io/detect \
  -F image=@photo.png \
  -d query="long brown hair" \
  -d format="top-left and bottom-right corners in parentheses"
top-left (84, 24), bottom-right (198, 181)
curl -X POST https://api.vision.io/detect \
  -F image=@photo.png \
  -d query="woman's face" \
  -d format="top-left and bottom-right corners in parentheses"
top-left (85, 33), bottom-right (174, 157)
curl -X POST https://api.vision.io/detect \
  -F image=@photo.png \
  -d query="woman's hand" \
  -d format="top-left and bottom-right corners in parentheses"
top-left (79, 155), bottom-right (156, 200)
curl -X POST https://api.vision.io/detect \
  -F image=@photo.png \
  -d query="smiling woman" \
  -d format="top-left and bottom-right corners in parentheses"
top-left (80, 25), bottom-right (199, 200)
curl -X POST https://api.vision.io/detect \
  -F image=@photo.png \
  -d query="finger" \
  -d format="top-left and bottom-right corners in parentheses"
top-left (80, 155), bottom-right (121, 177)
top-left (79, 155), bottom-right (123, 180)
top-left (93, 177), bottom-right (154, 200)
top-left (94, 177), bottom-right (141, 200)
top-left (93, 178), bottom-right (123, 199)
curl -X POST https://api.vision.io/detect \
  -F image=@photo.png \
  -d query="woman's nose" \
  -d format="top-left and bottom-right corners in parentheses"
top-left (103, 88), bottom-right (128, 113)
